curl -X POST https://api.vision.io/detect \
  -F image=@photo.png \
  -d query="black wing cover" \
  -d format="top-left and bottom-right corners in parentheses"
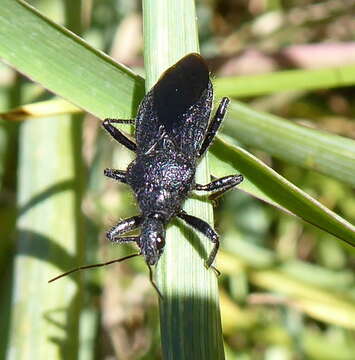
top-left (135, 53), bottom-right (213, 157)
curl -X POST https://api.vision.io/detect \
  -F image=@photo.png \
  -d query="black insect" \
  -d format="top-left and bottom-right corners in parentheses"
top-left (102, 53), bottom-right (243, 270)
top-left (49, 53), bottom-right (243, 290)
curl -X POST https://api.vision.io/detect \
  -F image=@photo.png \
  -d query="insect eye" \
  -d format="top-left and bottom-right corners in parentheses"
top-left (156, 236), bottom-right (165, 250)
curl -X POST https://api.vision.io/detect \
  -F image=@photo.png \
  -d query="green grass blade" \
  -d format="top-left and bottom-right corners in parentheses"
top-left (143, 0), bottom-right (224, 359)
top-left (0, 63), bottom-right (21, 360)
top-left (8, 115), bottom-right (84, 359)
top-left (209, 137), bottom-right (355, 246)
top-left (214, 65), bottom-right (355, 98)
top-left (0, 0), bottom-right (144, 119)
top-left (1, 98), bottom-right (81, 121)
top-left (223, 101), bottom-right (355, 187)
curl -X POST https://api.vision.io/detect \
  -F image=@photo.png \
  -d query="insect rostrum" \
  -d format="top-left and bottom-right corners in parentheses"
top-left (103, 53), bottom-right (243, 269)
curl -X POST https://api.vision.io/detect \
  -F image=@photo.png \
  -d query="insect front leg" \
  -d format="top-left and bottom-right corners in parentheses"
top-left (198, 97), bottom-right (230, 158)
top-left (177, 210), bottom-right (219, 268)
top-left (102, 118), bottom-right (137, 152)
top-left (104, 119), bottom-right (135, 125)
top-left (106, 215), bottom-right (143, 244)
top-left (104, 168), bottom-right (127, 183)
top-left (195, 174), bottom-right (243, 194)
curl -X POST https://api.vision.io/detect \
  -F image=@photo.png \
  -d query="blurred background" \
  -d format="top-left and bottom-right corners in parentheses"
top-left (0, 0), bottom-right (354, 359)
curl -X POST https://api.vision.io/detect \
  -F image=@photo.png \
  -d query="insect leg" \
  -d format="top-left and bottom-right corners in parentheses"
top-left (198, 97), bottom-right (230, 158)
top-left (102, 118), bottom-right (137, 152)
top-left (104, 168), bottom-right (127, 183)
top-left (195, 174), bottom-right (243, 193)
top-left (106, 215), bottom-right (143, 244)
top-left (104, 119), bottom-right (135, 124)
top-left (177, 210), bottom-right (219, 268)
top-left (108, 236), bottom-right (140, 244)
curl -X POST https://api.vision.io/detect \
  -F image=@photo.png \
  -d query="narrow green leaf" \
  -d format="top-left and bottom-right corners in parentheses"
top-left (215, 65), bottom-right (355, 98)
top-left (9, 115), bottom-right (85, 359)
top-left (143, 0), bottom-right (224, 359)
top-left (223, 101), bottom-right (355, 187)
top-left (0, 0), bottom-right (144, 119)
top-left (1, 98), bottom-right (81, 121)
top-left (209, 137), bottom-right (355, 246)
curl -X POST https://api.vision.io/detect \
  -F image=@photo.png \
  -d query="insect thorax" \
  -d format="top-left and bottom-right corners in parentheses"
top-left (126, 151), bottom-right (195, 219)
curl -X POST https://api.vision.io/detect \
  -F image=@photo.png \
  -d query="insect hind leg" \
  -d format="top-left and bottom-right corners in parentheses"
top-left (102, 118), bottom-right (137, 152)
top-left (198, 97), bottom-right (230, 158)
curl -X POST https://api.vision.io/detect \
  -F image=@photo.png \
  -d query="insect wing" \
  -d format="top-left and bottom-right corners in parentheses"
top-left (135, 53), bottom-right (213, 156)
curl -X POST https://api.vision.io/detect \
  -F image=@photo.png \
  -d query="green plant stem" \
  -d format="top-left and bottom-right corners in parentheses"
top-left (143, 0), bottom-right (224, 359)
top-left (8, 115), bottom-right (84, 359)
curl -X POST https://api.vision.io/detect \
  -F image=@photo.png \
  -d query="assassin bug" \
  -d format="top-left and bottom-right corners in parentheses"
top-left (49, 53), bottom-right (242, 291)
top-left (102, 53), bottom-right (243, 268)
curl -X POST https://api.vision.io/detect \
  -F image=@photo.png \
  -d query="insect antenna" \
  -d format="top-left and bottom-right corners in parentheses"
top-left (48, 253), bottom-right (140, 283)
top-left (147, 263), bottom-right (163, 299)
